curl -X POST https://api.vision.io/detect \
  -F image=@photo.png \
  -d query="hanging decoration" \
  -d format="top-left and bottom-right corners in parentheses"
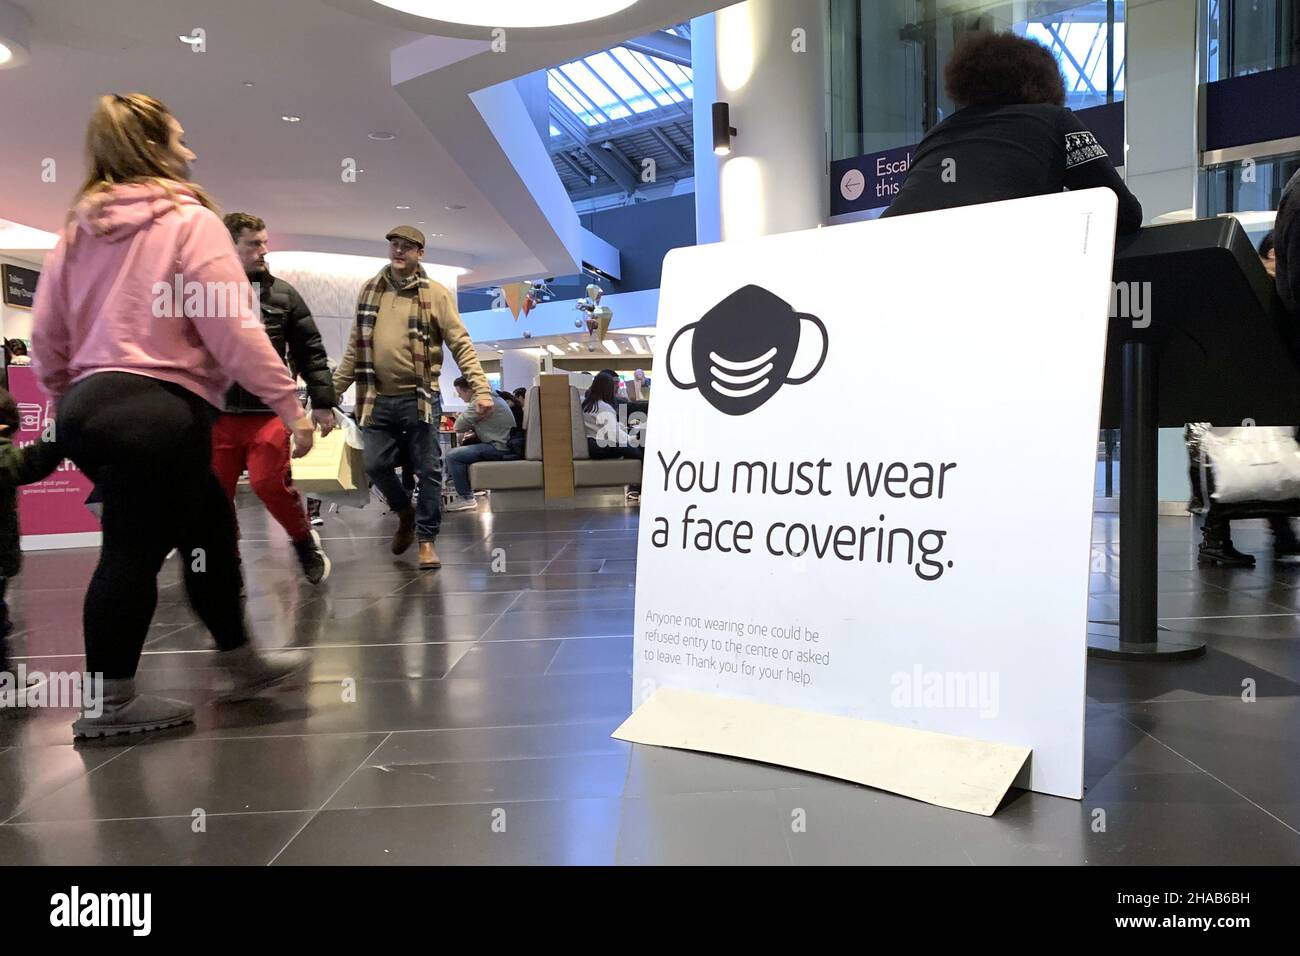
top-left (574, 283), bottom-right (614, 350)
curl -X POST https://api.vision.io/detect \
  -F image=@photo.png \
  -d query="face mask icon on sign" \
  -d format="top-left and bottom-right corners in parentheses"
top-left (666, 284), bottom-right (829, 416)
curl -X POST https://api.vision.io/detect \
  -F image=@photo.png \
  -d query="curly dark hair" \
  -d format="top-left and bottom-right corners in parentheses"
top-left (944, 32), bottom-right (1066, 108)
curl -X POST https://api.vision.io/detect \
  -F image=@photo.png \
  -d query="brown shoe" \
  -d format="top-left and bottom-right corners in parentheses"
top-left (391, 506), bottom-right (416, 555)
top-left (418, 540), bottom-right (441, 569)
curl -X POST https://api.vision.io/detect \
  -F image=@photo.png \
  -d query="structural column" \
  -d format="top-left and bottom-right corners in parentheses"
top-left (694, 0), bottom-right (829, 241)
top-left (1124, 0), bottom-right (1200, 220)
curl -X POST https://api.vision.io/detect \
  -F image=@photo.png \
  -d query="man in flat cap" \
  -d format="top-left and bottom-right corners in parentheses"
top-left (333, 226), bottom-right (493, 569)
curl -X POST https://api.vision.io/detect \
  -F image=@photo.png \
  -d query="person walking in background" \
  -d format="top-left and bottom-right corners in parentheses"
top-left (31, 93), bottom-right (315, 739)
top-left (1189, 230), bottom-right (1300, 566)
top-left (882, 31), bottom-right (1142, 233)
top-left (214, 212), bottom-right (334, 584)
top-left (444, 377), bottom-right (520, 513)
top-left (332, 225), bottom-right (494, 570)
top-left (0, 388), bottom-right (65, 700)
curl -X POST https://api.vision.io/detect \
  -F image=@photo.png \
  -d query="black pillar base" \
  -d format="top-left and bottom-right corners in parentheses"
top-left (1086, 623), bottom-right (1206, 660)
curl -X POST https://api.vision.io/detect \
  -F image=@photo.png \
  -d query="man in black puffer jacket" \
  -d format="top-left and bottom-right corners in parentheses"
top-left (213, 213), bottom-right (336, 585)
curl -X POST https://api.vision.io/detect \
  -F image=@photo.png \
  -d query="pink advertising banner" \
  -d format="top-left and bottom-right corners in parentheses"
top-left (8, 366), bottom-right (101, 542)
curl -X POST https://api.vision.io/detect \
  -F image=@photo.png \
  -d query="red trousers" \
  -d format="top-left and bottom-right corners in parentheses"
top-left (211, 413), bottom-right (310, 544)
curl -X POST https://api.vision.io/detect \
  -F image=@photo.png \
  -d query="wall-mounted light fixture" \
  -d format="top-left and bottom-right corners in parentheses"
top-left (712, 102), bottom-right (737, 156)
top-left (0, 0), bottom-right (32, 69)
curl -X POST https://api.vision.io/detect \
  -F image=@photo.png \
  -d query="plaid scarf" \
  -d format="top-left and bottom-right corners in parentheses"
top-left (351, 266), bottom-right (437, 426)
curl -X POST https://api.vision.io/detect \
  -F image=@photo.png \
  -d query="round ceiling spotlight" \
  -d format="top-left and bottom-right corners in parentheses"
top-left (368, 0), bottom-right (639, 29)
top-left (395, 204), bottom-right (411, 210)
top-left (368, 131), bottom-right (396, 141)
top-left (0, 0), bottom-right (32, 69)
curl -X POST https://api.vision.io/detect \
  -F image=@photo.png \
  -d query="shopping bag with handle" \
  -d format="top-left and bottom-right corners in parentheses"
top-left (290, 410), bottom-right (369, 507)
top-left (1195, 424), bottom-right (1300, 504)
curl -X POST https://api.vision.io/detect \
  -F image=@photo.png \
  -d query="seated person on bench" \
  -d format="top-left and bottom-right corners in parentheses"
top-left (444, 376), bottom-right (520, 512)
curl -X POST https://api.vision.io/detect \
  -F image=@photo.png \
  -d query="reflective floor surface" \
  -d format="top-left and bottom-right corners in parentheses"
top-left (1, 500), bottom-right (1298, 864)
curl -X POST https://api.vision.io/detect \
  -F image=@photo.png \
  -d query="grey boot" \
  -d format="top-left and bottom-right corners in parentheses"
top-left (215, 645), bottom-right (307, 702)
top-left (72, 678), bottom-right (195, 739)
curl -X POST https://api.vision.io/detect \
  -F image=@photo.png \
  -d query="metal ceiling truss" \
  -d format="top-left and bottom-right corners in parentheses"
top-left (546, 29), bottom-right (695, 201)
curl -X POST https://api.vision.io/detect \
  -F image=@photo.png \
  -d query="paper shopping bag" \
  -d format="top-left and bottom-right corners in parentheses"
top-left (290, 427), bottom-right (365, 494)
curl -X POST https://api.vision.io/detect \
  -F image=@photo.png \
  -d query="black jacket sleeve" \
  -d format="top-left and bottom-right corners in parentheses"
top-left (0, 436), bottom-right (64, 492)
top-left (1061, 109), bottom-right (1144, 234)
top-left (284, 286), bottom-right (336, 410)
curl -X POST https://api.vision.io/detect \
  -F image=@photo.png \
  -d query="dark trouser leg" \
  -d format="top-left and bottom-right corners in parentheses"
top-left (1270, 515), bottom-right (1300, 552)
top-left (1202, 512), bottom-right (1230, 544)
top-left (84, 462), bottom-right (173, 678)
top-left (362, 396), bottom-right (412, 512)
top-left (408, 395), bottom-right (444, 541)
top-left (178, 467), bottom-right (249, 652)
top-left (445, 442), bottom-right (503, 498)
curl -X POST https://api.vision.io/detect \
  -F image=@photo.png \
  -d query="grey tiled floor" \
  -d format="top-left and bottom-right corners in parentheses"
top-left (1, 500), bottom-right (1299, 864)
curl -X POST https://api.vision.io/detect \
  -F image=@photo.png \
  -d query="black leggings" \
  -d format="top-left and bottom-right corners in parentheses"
top-left (58, 373), bottom-right (247, 679)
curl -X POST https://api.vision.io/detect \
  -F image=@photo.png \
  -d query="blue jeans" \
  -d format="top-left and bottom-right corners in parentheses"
top-left (362, 393), bottom-right (443, 541)
top-left (445, 442), bottom-right (510, 498)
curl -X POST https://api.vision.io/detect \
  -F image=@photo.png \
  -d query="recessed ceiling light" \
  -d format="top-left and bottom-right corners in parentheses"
top-left (242, 81), bottom-right (255, 88)
top-left (629, 337), bottom-right (645, 353)
top-left (444, 204), bottom-right (466, 211)
top-left (369, 0), bottom-right (639, 28)
top-left (603, 339), bottom-right (622, 355)
top-left (395, 204), bottom-right (411, 210)
top-left (415, 221), bottom-right (426, 224)
top-left (546, 344), bottom-right (565, 356)
top-left (368, 131), bottom-right (396, 141)
top-left (281, 115), bottom-right (301, 123)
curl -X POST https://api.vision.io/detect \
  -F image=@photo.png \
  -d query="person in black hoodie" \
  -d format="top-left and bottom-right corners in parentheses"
top-left (214, 213), bottom-right (336, 584)
top-left (881, 31), bottom-right (1143, 233)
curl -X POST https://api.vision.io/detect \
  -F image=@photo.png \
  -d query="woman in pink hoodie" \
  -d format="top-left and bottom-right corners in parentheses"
top-left (32, 93), bottom-right (315, 739)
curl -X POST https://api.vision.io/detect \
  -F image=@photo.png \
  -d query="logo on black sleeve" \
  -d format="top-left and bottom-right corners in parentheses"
top-left (665, 284), bottom-right (829, 416)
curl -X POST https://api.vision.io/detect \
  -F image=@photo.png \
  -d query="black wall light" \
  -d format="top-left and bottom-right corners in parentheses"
top-left (712, 101), bottom-right (737, 156)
